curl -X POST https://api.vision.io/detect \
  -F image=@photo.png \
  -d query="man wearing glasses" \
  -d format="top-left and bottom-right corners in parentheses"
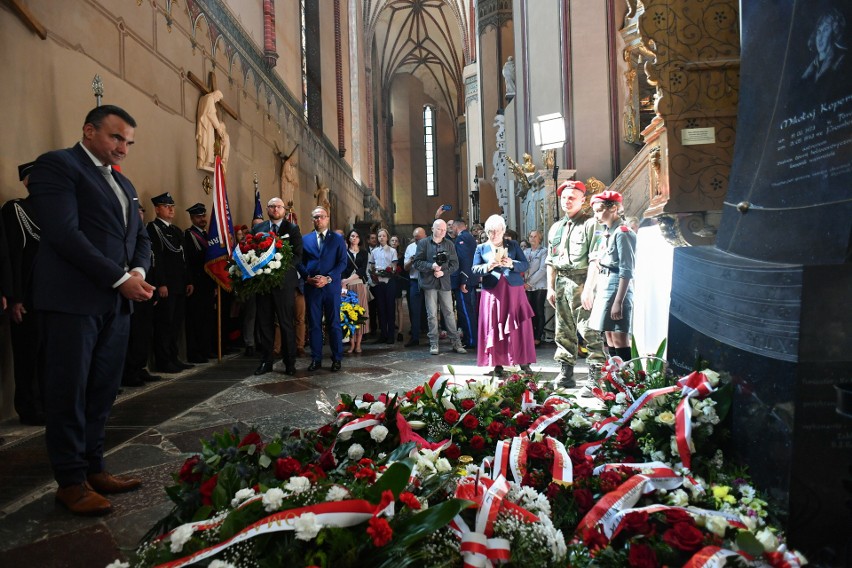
top-left (300, 207), bottom-right (348, 371)
top-left (252, 197), bottom-right (303, 375)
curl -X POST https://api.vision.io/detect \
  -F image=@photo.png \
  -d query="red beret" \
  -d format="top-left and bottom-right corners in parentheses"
top-left (556, 180), bottom-right (587, 197)
top-left (590, 190), bottom-right (623, 204)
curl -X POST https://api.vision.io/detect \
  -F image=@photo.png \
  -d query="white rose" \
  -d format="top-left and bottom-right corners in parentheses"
top-left (169, 524), bottom-right (194, 553)
top-left (656, 411), bottom-right (676, 425)
top-left (636, 408), bottom-right (651, 420)
top-left (667, 489), bottom-right (689, 507)
top-left (262, 487), bottom-right (285, 512)
top-left (407, 420), bottom-right (426, 430)
top-left (369, 401), bottom-right (387, 415)
top-left (275, 252), bottom-right (283, 260)
top-left (435, 458), bottom-right (452, 473)
top-left (294, 512), bottom-right (322, 541)
top-left (615, 393), bottom-right (627, 404)
top-left (339, 430), bottom-right (352, 441)
top-left (609, 404), bottom-right (625, 416)
top-left (285, 476), bottom-right (311, 494)
top-left (755, 529), bottom-right (779, 552)
top-left (704, 515), bottom-right (728, 537)
top-left (370, 424), bottom-right (389, 443)
top-left (702, 369), bottom-right (720, 386)
top-left (629, 418), bottom-right (645, 433)
top-left (348, 443), bottom-right (365, 461)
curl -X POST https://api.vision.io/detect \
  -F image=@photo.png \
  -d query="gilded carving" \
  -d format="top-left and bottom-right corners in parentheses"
top-left (648, 145), bottom-right (662, 197)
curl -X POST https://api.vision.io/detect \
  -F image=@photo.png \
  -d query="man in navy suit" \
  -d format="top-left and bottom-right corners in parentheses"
top-left (28, 105), bottom-right (154, 516)
top-left (451, 218), bottom-right (479, 348)
top-left (300, 206), bottom-right (347, 371)
top-left (252, 197), bottom-right (303, 375)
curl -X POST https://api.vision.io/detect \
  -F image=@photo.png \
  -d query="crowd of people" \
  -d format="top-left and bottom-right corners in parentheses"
top-left (0, 103), bottom-right (639, 517)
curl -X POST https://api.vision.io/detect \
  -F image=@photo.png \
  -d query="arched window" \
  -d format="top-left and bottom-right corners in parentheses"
top-left (424, 105), bottom-right (437, 196)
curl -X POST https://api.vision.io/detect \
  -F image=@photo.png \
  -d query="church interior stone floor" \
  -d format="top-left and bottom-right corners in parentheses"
top-left (0, 338), bottom-right (593, 567)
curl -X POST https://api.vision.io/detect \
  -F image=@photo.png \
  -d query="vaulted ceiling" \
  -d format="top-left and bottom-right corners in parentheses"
top-left (363, 0), bottom-right (471, 117)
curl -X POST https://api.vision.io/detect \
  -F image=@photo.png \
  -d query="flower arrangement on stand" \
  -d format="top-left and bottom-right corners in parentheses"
top-left (121, 358), bottom-right (807, 568)
top-left (228, 231), bottom-right (294, 298)
top-left (340, 290), bottom-right (367, 339)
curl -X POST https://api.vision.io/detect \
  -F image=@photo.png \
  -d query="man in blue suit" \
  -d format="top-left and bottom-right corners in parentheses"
top-left (28, 105), bottom-right (154, 516)
top-left (300, 206), bottom-right (347, 371)
top-left (451, 218), bottom-right (478, 348)
top-left (252, 197), bottom-right (303, 375)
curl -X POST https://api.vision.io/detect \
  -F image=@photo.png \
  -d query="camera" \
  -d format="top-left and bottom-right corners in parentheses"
top-left (434, 251), bottom-right (448, 266)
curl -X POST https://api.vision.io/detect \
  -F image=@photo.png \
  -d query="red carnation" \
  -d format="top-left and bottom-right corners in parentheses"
top-left (486, 421), bottom-right (505, 438)
top-left (275, 457), bottom-right (303, 479)
top-left (628, 541), bottom-right (658, 568)
top-left (460, 399), bottom-right (475, 411)
top-left (355, 467), bottom-right (377, 483)
top-left (470, 435), bottom-right (486, 450)
top-left (443, 409), bottom-right (460, 424)
top-left (399, 491), bottom-right (421, 510)
top-left (502, 426), bottom-right (517, 439)
top-left (461, 414), bottom-right (479, 429)
top-left (514, 413), bottom-right (531, 428)
top-left (599, 470), bottom-right (624, 493)
top-left (199, 474), bottom-right (218, 506)
top-left (582, 526), bottom-right (608, 551)
top-left (238, 431), bottom-right (262, 448)
top-left (573, 488), bottom-right (595, 513)
top-left (367, 516), bottom-right (393, 547)
top-left (178, 455), bottom-right (202, 483)
top-left (500, 407), bottom-right (513, 417)
top-left (574, 460), bottom-right (593, 479)
top-left (663, 522), bottom-right (705, 551)
top-left (443, 444), bottom-right (461, 460)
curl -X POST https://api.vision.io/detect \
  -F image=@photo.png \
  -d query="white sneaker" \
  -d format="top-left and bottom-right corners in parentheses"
top-left (430, 345), bottom-right (439, 355)
top-left (452, 345), bottom-right (467, 354)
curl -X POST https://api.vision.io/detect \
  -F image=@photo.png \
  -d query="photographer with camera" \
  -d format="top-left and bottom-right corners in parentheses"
top-left (412, 219), bottom-right (467, 356)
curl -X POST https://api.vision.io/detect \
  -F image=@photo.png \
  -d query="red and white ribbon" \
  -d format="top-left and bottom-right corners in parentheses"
top-left (527, 408), bottom-right (570, 435)
top-left (682, 546), bottom-right (745, 568)
top-left (337, 414), bottom-right (380, 435)
top-left (546, 436), bottom-right (572, 484)
top-left (674, 371), bottom-right (715, 469)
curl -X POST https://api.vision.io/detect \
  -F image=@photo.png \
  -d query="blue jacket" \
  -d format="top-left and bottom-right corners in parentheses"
top-left (451, 229), bottom-right (479, 289)
top-left (472, 239), bottom-right (528, 289)
top-left (299, 229), bottom-right (348, 285)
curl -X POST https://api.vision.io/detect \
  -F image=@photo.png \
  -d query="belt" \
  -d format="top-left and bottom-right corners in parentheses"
top-left (556, 267), bottom-right (586, 276)
top-left (599, 265), bottom-right (619, 276)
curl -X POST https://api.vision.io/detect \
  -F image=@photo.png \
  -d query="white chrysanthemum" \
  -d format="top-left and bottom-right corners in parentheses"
top-left (262, 268), bottom-right (272, 274)
top-left (246, 250), bottom-right (257, 259)
top-left (231, 487), bottom-right (256, 508)
top-left (293, 512), bottom-right (322, 541)
top-left (285, 476), bottom-right (311, 494)
top-left (268, 261), bottom-right (280, 269)
top-left (275, 252), bottom-right (283, 261)
top-left (369, 401), bottom-right (387, 415)
top-left (169, 524), bottom-right (195, 553)
top-left (435, 458), bottom-right (452, 473)
top-left (325, 485), bottom-right (350, 502)
top-left (569, 412), bottom-right (592, 428)
top-left (262, 487), bottom-right (285, 512)
top-left (348, 443), bottom-right (365, 460)
top-left (370, 424), bottom-right (389, 442)
top-left (739, 484), bottom-right (756, 501)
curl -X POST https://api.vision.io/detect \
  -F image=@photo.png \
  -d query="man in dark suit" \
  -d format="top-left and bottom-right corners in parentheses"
top-left (147, 192), bottom-right (194, 372)
top-left (451, 218), bottom-right (479, 348)
top-left (2, 163), bottom-right (44, 424)
top-left (300, 206), bottom-right (348, 371)
top-left (252, 197), bottom-right (303, 375)
top-left (27, 105), bottom-right (154, 516)
top-left (183, 202), bottom-right (215, 363)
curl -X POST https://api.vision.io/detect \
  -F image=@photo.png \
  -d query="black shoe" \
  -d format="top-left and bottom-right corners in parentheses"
top-left (385, 338), bottom-right (394, 345)
top-left (121, 374), bottom-right (145, 387)
top-left (155, 364), bottom-right (182, 373)
top-left (187, 357), bottom-right (208, 364)
top-left (397, 333), bottom-right (404, 341)
top-left (330, 360), bottom-right (342, 372)
top-left (140, 370), bottom-right (163, 382)
top-left (19, 412), bottom-right (47, 426)
top-left (173, 361), bottom-right (194, 370)
top-left (254, 362), bottom-right (273, 375)
top-left (285, 365), bottom-right (297, 376)
top-left (307, 360), bottom-right (322, 371)
top-left (404, 339), bottom-right (419, 347)
top-left (243, 346), bottom-right (256, 357)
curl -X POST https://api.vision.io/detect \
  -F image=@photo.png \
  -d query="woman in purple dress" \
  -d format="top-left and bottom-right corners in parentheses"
top-left (472, 214), bottom-right (536, 375)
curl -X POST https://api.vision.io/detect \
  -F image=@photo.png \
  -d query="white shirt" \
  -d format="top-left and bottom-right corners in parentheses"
top-left (370, 244), bottom-right (397, 284)
top-left (404, 241), bottom-right (419, 279)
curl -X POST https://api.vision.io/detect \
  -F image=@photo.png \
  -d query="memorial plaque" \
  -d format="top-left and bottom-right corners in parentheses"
top-left (717, 0), bottom-right (852, 265)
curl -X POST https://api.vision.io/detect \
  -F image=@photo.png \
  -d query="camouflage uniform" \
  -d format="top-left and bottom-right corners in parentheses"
top-left (546, 212), bottom-right (605, 366)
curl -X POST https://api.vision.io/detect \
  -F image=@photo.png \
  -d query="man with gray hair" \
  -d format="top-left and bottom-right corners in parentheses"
top-left (412, 220), bottom-right (467, 355)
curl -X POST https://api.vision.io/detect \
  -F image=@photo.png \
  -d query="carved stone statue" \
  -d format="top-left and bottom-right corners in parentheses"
top-left (315, 175), bottom-right (331, 213)
top-left (502, 56), bottom-right (516, 99)
top-left (195, 90), bottom-right (229, 172)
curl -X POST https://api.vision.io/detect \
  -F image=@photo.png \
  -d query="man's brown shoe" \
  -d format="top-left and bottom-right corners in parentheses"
top-left (55, 482), bottom-right (112, 516)
top-left (87, 471), bottom-right (142, 494)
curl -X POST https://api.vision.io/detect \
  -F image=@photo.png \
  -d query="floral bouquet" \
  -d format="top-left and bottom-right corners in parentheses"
top-left (228, 231), bottom-right (294, 298)
top-left (340, 290), bottom-right (367, 338)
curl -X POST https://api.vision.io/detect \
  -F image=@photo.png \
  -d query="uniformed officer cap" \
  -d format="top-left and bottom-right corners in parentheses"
top-left (18, 161), bottom-right (36, 181)
top-left (186, 203), bottom-right (207, 216)
top-left (590, 190), bottom-right (623, 204)
top-left (556, 180), bottom-right (587, 197)
top-left (151, 192), bottom-right (175, 206)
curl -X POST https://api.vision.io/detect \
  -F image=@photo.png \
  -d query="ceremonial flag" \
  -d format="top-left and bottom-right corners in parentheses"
top-left (253, 186), bottom-right (263, 219)
top-left (204, 156), bottom-right (234, 291)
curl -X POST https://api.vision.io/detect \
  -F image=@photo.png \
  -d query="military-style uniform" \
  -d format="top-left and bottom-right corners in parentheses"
top-left (184, 219), bottom-right (215, 362)
top-left (546, 211), bottom-right (605, 365)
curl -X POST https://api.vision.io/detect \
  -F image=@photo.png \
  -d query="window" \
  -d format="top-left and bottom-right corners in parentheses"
top-left (301, 0), bottom-right (322, 129)
top-left (424, 105), bottom-right (436, 196)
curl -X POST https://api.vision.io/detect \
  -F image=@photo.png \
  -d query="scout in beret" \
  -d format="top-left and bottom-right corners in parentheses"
top-left (556, 180), bottom-right (587, 197)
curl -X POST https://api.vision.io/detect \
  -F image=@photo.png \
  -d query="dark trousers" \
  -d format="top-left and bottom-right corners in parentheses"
top-left (305, 283), bottom-right (343, 361)
top-left (407, 278), bottom-right (423, 341)
top-left (10, 311), bottom-right (43, 419)
top-left (256, 284), bottom-right (296, 365)
top-left (41, 297), bottom-right (130, 486)
top-left (371, 281), bottom-right (395, 341)
top-left (455, 287), bottom-right (477, 347)
top-left (527, 289), bottom-right (547, 340)
top-left (124, 298), bottom-right (154, 379)
top-left (185, 285), bottom-right (215, 361)
top-left (152, 293), bottom-right (185, 368)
